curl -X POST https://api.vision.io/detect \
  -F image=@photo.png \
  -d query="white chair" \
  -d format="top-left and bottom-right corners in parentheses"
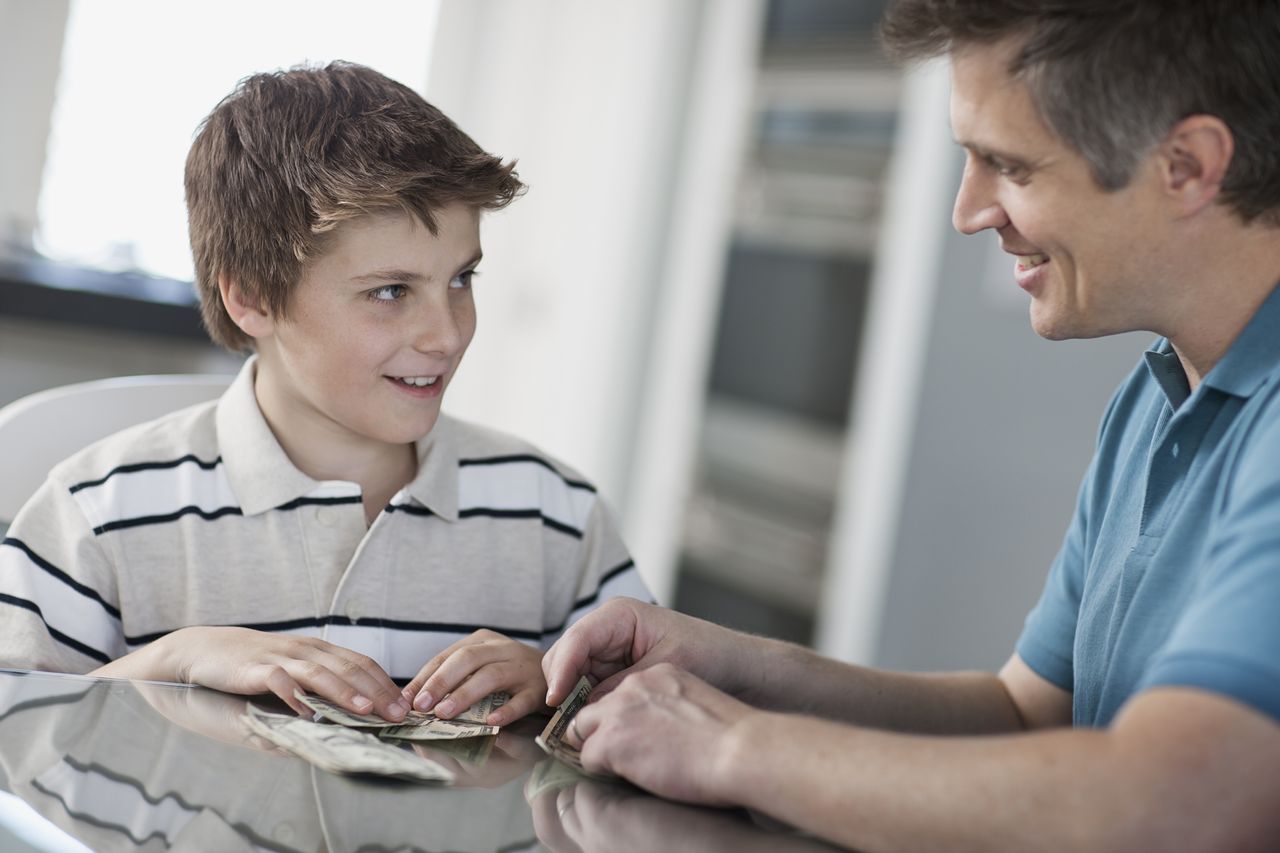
top-left (0, 374), bottom-right (232, 525)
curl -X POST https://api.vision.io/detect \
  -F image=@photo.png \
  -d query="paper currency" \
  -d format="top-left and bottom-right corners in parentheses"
top-left (243, 705), bottom-right (454, 783)
top-left (535, 677), bottom-right (601, 776)
top-left (294, 690), bottom-right (503, 740)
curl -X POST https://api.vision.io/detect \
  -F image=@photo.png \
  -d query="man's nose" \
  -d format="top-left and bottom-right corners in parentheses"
top-left (952, 161), bottom-right (1008, 235)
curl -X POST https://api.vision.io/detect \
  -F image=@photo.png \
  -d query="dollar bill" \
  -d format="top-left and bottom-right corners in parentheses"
top-left (242, 705), bottom-right (454, 783)
top-left (294, 690), bottom-right (503, 740)
top-left (536, 677), bottom-right (607, 777)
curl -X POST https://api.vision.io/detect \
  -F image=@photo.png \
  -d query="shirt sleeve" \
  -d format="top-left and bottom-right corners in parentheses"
top-left (0, 477), bottom-right (126, 673)
top-left (541, 495), bottom-right (653, 651)
top-left (1137, 391), bottom-right (1280, 722)
top-left (1015, 456), bottom-right (1092, 692)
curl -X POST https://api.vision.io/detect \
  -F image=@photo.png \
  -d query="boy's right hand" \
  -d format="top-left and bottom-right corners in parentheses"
top-left (154, 626), bottom-right (409, 720)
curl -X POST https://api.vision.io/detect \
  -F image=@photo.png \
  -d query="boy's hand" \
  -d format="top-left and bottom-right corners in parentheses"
top-left (403, 629), bottom-right (546, 726)
top-left (155, 626), bottom-right (409, 721)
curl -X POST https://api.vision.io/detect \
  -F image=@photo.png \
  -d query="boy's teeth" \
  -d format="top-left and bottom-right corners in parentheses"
top-left (1017, 253), bottom-right (1050, 268)
top-left (397, 376), bottom-right (438, 387)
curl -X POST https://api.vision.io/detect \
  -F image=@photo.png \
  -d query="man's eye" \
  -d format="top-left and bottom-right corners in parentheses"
top-left (369, 284), bottom-right (407, 302)
top-left (450, 270), bottom-right (479, 290)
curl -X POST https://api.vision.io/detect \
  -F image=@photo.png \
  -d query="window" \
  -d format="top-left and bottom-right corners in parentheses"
top-left (36, 0), bottom-right (440, 282)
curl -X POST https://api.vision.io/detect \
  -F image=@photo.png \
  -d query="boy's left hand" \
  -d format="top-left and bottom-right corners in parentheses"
top-left (403, 629), bottom-right (546, 726)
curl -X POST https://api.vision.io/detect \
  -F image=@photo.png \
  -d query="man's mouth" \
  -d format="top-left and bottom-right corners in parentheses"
top-left (1015, 252), bottom-right (1050, 271)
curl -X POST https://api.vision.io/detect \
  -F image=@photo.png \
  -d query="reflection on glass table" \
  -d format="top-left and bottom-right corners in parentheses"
top-left (0, 670), bottom-right (837, 852)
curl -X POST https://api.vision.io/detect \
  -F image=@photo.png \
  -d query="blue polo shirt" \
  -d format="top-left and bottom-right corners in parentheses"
top-left (1017, 283), bottom-right (1280, 727)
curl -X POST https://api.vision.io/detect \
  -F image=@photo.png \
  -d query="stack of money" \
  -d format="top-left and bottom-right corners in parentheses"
top-left (295, 690), bottom-right (506, 741)
top-left (242, 705), bottom-right (454, 783)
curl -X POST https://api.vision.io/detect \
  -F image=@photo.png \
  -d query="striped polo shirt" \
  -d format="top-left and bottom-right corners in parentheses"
top-left (0, 359), bottom-right (651, 680)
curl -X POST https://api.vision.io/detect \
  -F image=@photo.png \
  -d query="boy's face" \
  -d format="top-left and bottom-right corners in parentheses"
top-left (948, 39), bottom-right (1175, 341)
top-left (253, 205), bottom-right (480, 452)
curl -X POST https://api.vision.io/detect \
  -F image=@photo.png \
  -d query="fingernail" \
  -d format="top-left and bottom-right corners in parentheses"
top-left (389, 700), bottom-right (408, 719)
top-left (352, 694), bottom-right (371, 711)
top-left (436, 699), bottom-right (455, 717)
top-left (414, 692), bottom-right (434, 712)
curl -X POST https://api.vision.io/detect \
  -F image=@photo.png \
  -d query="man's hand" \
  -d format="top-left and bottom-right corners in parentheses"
top-left (402, 629), bottom-right (545, 726)
top-left (106, 626), bottom-right (409, 721)
top-left (563, 663), bottom-right (758, 806)
top-left (542, 597), bottom-right (745, 707)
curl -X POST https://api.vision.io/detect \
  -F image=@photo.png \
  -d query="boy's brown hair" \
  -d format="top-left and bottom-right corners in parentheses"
top-left (185, 61), bottom-right (524, 351)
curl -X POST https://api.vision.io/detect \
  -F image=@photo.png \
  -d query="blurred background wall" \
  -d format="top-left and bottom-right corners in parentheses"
top-left (0, 0), bottom-right (1148, 673)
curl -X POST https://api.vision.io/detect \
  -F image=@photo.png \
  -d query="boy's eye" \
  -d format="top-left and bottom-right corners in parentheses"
top-left (451, 269), bottom-right (478, 290)
top-left (368, 284), bottom-right (407, 302)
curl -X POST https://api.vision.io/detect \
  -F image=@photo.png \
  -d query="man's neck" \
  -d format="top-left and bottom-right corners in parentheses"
top-left (1163, 221), bottom-right (1280, 391)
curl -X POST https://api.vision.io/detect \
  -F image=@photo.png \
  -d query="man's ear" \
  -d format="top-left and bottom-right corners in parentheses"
top-left (1159, 114), bottom-right (1234, 218)
top-left (218, 275), bottom-right (274, 340)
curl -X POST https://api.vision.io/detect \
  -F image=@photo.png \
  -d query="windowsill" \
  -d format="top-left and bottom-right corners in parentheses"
top-left (0, 255), bottom-right (207, 341)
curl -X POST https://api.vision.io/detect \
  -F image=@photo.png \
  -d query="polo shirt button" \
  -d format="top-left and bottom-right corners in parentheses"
top-left (1171, 443), bottom-right (1180, 458)
top-left (314, 506), bottom-right (337, 526)
top-left (273, 822), bottom-right (294, 842)
top-left (346, 600), bottom-right (362, 622)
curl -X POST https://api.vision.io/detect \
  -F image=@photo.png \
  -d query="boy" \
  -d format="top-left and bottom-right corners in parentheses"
top-left (0, 62), bottom-right (650, 726)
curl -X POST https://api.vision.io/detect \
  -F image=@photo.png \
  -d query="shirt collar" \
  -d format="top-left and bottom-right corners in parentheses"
top-left (1143, 281), bottom-right (1280, 407)
top-left (1200, 280), bottom-right (1280, 398)
top-left (404, 414), bottom-right (459, 522)
top-left (216, 356), bottom-right (322, 516)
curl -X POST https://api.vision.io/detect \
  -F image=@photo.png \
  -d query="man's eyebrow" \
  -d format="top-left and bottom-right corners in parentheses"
top-left (955, 139), bottom-right (1033, 167)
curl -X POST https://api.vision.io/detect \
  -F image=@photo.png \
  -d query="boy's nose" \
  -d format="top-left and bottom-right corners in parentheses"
top-left (411, 304), bottom-right (468, 356)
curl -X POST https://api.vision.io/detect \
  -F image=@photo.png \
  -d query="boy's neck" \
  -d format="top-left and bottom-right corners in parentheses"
top-left (251, 361), bottom-right (419, 525)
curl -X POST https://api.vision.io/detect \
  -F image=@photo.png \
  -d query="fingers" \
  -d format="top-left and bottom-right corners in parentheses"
top-left (263, 636), bottom-right (407, 721)
top-left (544, 598), bottom-right (647, 705)
top-left (406, 631), bottom-right (547, 723)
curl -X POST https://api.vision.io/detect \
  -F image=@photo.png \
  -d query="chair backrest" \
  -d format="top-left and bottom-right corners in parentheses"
top-left (0, 374), bottom-right (232, 524)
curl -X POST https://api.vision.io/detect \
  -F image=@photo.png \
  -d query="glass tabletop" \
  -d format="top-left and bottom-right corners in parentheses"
top-left (0, 669), bottom-right (840, 852)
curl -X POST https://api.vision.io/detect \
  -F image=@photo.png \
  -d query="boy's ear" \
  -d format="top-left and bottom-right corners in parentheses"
top-left (218, 275), bottom-right (274, 340)
top-left (1158, 114), bottom-right (1234, 219)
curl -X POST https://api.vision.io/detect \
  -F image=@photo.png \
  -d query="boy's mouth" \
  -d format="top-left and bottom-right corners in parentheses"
top-left (390, 375), bottom-right (440, 388)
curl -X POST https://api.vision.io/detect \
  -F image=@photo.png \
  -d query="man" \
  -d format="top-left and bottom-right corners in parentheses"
top-left (541, 1), bottom-right (1280, 849)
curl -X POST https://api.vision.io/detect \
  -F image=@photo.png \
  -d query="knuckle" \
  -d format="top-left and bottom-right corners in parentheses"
top-left (300, 661), bottom-right (328, 682)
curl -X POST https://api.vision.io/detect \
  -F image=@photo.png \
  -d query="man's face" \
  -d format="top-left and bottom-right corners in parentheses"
top-left (254, 205), bottom-right (480, 451)
top-left (949, 40), bottom-right (1173, 340)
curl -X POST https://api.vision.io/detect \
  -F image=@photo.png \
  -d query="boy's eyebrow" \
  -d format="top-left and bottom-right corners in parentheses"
top-left (350, 252), bottom-right (483, 285)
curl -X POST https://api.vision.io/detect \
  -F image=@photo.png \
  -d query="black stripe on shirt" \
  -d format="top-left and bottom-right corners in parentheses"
top-left (91, 495), bottom-right (364, 535)
top-left (0, 593), bottom-right (112, 664)
top-left (274, 495), bottom-right (364, 511)
top-left (458, 454), bottom-right (597, 493)
top-left (93, 505), bottom-right (243, 535)
top-left (69, 455), bottom-right (223, 494)
top-left (124, 615), bottom-right (546, 647)
top-left (458, 507), bottom-right (584, 539)
top-left (2, 537), bottom-right (121, 619)
top-left (568, 559), bottom-right (637, 612)
top-left (384, 503), bottom-right (434, 517)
